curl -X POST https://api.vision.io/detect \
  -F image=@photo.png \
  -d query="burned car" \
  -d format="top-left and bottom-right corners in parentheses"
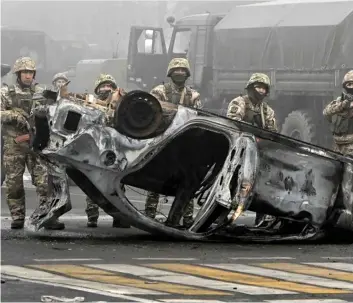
top-left (27, 88), bottom-right (353, 242)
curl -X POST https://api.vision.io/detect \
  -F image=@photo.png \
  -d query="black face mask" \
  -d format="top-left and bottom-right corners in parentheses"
top-left (98, 90), bottom-right (111, 100)
top-left (171, 74), bottom-right (187, 85)
top-left (248, 87), bottom-right (267, 103)
top-left (345, 87), bottom-right (353, 95)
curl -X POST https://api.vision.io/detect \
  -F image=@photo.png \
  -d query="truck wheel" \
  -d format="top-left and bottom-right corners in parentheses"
top-left (280, 110), bottom-right (317, 144)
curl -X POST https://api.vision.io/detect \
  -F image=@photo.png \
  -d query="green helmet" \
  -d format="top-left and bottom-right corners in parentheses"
top-left (52, 72), bottom-right (68, 85)
top-left (342, 70), bottom-right (353, 87)
top-left (246, 73), bottom-right (271, 89)
top-left (13, 57), bottom-right (36, 74)
top-left (94, 74), bottom-right (117, 95)
top-left (166, 58), bottom-right (191, 77)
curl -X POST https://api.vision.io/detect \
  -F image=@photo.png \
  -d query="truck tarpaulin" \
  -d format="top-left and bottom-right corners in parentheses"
top-left (213, 0), bottom-right (353, 70)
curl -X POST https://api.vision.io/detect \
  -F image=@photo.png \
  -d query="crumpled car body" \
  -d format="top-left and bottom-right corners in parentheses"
top-left (27, 90), bottom-right (353, 242)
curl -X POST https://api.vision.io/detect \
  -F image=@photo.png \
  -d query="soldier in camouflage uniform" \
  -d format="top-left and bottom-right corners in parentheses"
top-left (0, 57), bottom-right (65, 230)
top-left (227, 73), bottom-right (278, 226)
top-left (85, 73), bottom-right (130, 229)
top-left (323, 70), bottom-right (353, 156)
top-left (145, 58), bottom-right (202, 228)
top-left (52, 73), bottom-right (69, 91)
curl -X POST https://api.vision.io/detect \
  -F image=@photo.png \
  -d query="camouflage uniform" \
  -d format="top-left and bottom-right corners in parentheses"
top-left (323, 70), bottom-right (353, 156)
top-left (145, 58), bottom-right (202, 227)
top-left (227, 73), bottom-right (278, 226)
top-left (52, 73), bottom-right (68, 91)
top-left (0, 57), bottom-right (64, 230)
top-left (85, 74), bottom-right (130, 228)
top-left (227, 73), bottom-right (278, 132)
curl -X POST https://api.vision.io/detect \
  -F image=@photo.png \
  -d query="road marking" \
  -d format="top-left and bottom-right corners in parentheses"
top-left (229, 257), bottom-right (295, 260)
top-left (133, 258), bottom-right (198, 261)
top-left (147, 263), bottom-right (351, 294)
top-left (306, 262), bottom-right (353, 272)
top-left (258, 263), bottom-right (353, 284)
top-left (207, 263), bottom-right (353, 293)
top-left (28, 264), bottom-right (227, 296)
top-left (33, 258), bottom-right (103, 262)
top-left (87, 264), bottom-right (293, 295)
top-left (265, 300), bottom-right (349, 303)
top-left (1, 265), bottom-right (165, 296)
top-left (321, 257), bottom-right (353, 260)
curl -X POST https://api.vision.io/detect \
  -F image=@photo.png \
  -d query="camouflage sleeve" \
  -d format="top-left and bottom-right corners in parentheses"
top-left (265, 105), bottom-right (278, 132)
top-left (323, 97), bottom-right (350, 120)
top-left (0, 85), bottom-right (11, 110)
top-left (150, 85), bottom-right (166, 103)
top-left (191, 90), bottom-right (202, 109)
top-left (226, 97), bottom-right (246, 121)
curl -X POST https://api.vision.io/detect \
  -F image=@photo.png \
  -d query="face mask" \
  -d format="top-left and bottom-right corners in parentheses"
top-left (98, 90), bottom-right (111, 100)
top-left (171, 74), bottom-right (187, 84)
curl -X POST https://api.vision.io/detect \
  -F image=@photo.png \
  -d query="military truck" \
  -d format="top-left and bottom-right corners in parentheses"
top-left (126, 0), bottom-right (353, 148)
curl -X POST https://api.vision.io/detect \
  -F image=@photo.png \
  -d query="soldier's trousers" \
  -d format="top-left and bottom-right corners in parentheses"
top-left (145, 191), bottom-right (194, 224)
top-left (85, 184), bottom-right (126, 221)
top-left (85, 196), bottom-right (99, 221)
top-left (3, 139), bottom-right (48, 221)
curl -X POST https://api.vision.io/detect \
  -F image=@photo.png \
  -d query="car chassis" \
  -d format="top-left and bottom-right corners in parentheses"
top-left (26, 89), bottom-right (353, 242)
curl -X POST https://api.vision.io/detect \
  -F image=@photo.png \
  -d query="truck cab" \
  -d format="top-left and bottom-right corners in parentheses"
top-left (126, 13), bottom-right (224, 94)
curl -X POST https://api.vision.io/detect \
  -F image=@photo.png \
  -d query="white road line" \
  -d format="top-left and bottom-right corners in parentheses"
top-left (133, 258), bottom-right (198, 261)
top-left (229, 257), bottom-right (295, 260)
top-left (321, 257), bottom-right (353, 260)
top-left (1, 265), bottom-right (165, 299)
top-left (207, 264), bottom-right (353, 290)
top-left (86, 264), bottom-right (296, 295)
top-left (305, 262), bottom-right (353, 272)
top-left (265, 300), bottom-right (349, 303)
top-left (33, 258), bottom-right (103, 262)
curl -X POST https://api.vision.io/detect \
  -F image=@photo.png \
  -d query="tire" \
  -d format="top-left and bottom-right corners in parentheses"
top-left (280, 110), bottom-right (317, 145)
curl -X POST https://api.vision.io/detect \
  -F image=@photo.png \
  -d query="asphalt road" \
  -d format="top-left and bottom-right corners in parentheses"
top-left (1, 185), bottom-right (353, 303)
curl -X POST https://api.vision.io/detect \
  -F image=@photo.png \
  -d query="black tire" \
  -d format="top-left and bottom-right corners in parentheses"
top-left (281, 110), bottom-right (317, 144)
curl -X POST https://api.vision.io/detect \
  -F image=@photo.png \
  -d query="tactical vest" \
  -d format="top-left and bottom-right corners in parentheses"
top-left (8, 84), bottom-right (37, 115)
top-left (164, 83), bottom-right (193, 106)
top-left (331, 114), bottom-right (353, 136)
top-left (243, 98), bottom-right (267, 128)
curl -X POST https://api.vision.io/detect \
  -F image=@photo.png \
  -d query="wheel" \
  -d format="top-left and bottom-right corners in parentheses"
top-left (280, 110), bottom-right (317, 144)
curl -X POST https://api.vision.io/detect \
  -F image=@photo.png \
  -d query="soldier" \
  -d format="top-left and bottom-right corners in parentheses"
top-left (0, 57), bottom-right (65, 230)
top-left (323, 70), bottom-right (353, 156)
top-left (52, 73), bottom-right (69, 91)
top-left (85, 73), bottom-right (130, 229)
top-left (144, 58), bottom-right (202, 228)
top-left (226, 73), bottom-right (278, 226)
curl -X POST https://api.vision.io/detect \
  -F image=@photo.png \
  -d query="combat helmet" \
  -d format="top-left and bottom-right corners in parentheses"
top-left (13, 57), bottom-right (36, 74)
top-left (342, 70), bottom-right (353, 87)
top-left (94, 74), bottom-right (117, 95)
top-left (246, 73), bottom-right (271, 90)
top-left (166, 58), bottom-right (191, 77)
top-left (52, 72), bottom-right (68, 85)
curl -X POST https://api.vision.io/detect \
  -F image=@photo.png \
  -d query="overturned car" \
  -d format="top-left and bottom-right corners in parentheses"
top-left (27, 88), bottom-right (353, 242)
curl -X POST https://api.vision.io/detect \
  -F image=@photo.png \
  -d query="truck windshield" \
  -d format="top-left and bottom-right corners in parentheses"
top-left (172, 29), bottom-right (192, 54)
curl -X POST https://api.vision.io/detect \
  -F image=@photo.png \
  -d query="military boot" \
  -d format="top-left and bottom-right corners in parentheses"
top-left (44, 219), bottom-right (65, 230)
top-left (182, 216), bottom-right (194, 229)
top-left (11, 219), bottom-right (24, 229)
top-left (87, 219), bottom-right (98, 228)
top-left (112, 218), bottom-right (131, 228)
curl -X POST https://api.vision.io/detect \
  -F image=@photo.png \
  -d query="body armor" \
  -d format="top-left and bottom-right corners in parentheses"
top-left (331, 114), bottom-right (353, 136)
top-left (8, 84), bottom-right (37, 115)
top-left (243, 97), bottom-right (267, 128)
top-left (164, 83), bottom-right (193, 106)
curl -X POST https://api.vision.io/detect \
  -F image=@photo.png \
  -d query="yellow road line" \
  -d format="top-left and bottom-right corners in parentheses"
top-left (147, 263), bottom-right (351, 294)
top-left (27, 264), bottom-right (229, 296)
top-left (258, 263), bottom-right (353, 283)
